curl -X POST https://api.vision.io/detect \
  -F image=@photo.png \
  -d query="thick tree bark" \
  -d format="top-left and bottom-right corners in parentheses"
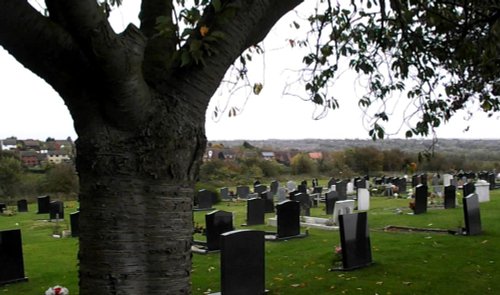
top-left (0, 1), bottom-right (303, 294)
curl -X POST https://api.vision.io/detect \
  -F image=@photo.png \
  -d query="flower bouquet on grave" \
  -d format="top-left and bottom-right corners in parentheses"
top-left (45, 285), bottom-right (69, 295)
top-left (332, 245), bottom-right (343, 268)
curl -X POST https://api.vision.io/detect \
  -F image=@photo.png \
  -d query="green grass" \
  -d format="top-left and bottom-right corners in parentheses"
top-left (2, 192), bottom-right (500, 294)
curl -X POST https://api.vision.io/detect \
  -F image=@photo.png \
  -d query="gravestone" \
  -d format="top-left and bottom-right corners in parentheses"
top-left (355, 178), bottom-right (367, 189)
top-left (336, 212), bottom-right (372, 270)
top-left (220, 187), bottom-right (230, 201)
top-left (444, 185), bottom-right (456, 209)
top-left (463, 194), bottom-right (481, 235)
top-left (286, 180), bottom-right (297, 192)
top-left (219, 230), bottom-right (265, 295)
top-left (411, 174), bottom-right (420, 187)
top-left (475, 180), bottom-right (490, 202)
top-left (236, 185), bottom-right (250, 199)
top-left (347, 182), bottom-right (355, 195)
top-left (245, 198), bottom-right (265, 226)
top-left (0, 203), bottom-right (6, 213)
top-left (37, 195), bottom-right (50, 214)
top-left (270, 180), bottom-right (279, 196)
top-left (325, 191), bottom-right (339, 215)
top-left (297, 184), bottom-right (307, 193)
top-left (260, 191), bottom-right (275, 213)
top-left (70, 211), bottom-right (80, 237)
top-left (277, 187), bottom-right (287, 202)
top-left (49, 201), bottom-right (64, 220)
top-left (488, 172), bottom-right (496, 190)
top-left (195, 189), bottom-right (214, 211)
top-left (414, 184), bottom-right (428, 214)
top-left (254, 184), bottom-right (267, 195)
top-left (333, 200), bottom-right (355, 225)
top-left (327, 178), bottom-right (336, 190)
top-left (357, 188), bottom-right (370, 211)
top-left (463, 182), bottom-right (475, 197)
top-left (0, 229), bottom-right (28, 285)
top-left (203, 210), bottom-right (234, 251)
top-left (420, 174), bottom-right (428, 186)
top-left (272, 200), bottom-right (304, 240)
top-left (16, 200), bottom-right (28, 213)
top-left (443, 174), bottom-right (453, 187)
top-left (336, 181), bottom-right (347, 200)
top-left (396, 177), bottom-right (407, 194)
top-left (290, 192), bottom-right (311, 216)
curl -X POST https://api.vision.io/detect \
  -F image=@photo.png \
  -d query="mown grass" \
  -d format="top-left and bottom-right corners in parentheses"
top-left (1, 190), bottom-right (499, 294)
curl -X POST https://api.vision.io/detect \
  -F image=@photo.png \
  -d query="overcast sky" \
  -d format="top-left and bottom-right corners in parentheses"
top-left (1, 1), bottom-right (499, 141)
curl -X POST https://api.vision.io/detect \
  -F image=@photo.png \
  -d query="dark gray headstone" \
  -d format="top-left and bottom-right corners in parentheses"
top-left (411, 175), bottom-right (420, 187)
top-left (327, 178), bottom-right (336, 189)
top-left (463, 182), bottom-right (475, 198)
top-left (336, 181), bottom-right (347, 200)
top-left (444, 185), bottom-right (456, 209)
top-left (49, 201), bottom-right (64, 220)
top-left (414, 184), bottom-right (428, 214)
top-left (254, 184), bottom-right (267, 195)
top-left (355, 178), bottom-right (366, 189)
top-left (0, 203), bottom-right (6, 213)
top-left (220, 230), bottom-right (265, 295)
top-left (220, 187), bottom-right (230, 201)
top-left (420, 174), bottom-right (428, 186)
top-left (196, 189), bottom-right (214, 210)
top-left (463, 194), bottom-right (481, 236)
top-left (270, 180), bottom-right (279, 196)
top-left (276, 200), bottom-right (301, 239)
top-left (260, 191), bottom-right (274, 213)
top-left (488, 173), bottom-right (496, 190)
top-left (206, 210), bottom-right (234, 251)
top-left (70, 211), bottom-right (80, 237)
top-left (290, 192), bottom-right (311, 216)
top-left (338, 212), bottom-right (372, 270)
top-left (16, 200), bottom-right (28, 213)
top-left (37, 195), bottom-right (50, 214)
top-left (246, 198), bottom-right (265, 226)
top-left (236, 186), bottom-right (250, 199)
top-left (325, 191), bottom-right (339, 215)
top-left (0, 229), bottom-right (28, 285)
top-left (297, 184), bottom-right (307, 193)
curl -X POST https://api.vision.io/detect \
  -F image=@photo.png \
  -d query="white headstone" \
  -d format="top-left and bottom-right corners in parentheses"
top-left (286, 180), bottom-right (297, 192)
top-left (475, 180), bottom-right (490, 203)
top-left (333, 200), bottom-right (355, 225)
top-left (357, 188), bottom-right (370, 211)
top-left (347, 182), bottom-right (355, 195)
top-left (443, 174), bottom-right (453, 187)
top-left (277, 187), bottom-right (287, 202)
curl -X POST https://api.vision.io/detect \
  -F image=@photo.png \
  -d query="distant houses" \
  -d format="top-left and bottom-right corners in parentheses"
top-left (0, 137), bottom-right (74, 167)
top-left (203, 142), bottom-right (323, 166)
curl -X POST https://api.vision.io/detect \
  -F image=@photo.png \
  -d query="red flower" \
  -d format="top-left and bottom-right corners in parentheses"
top-left (54, 288), bottom-right (62, 295)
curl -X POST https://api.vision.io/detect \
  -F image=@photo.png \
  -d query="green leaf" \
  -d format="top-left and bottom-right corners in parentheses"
top-left (212, 0), bottom-right (222, 12)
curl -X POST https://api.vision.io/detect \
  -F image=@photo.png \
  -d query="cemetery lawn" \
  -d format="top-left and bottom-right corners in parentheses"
top-left (1, 191), bottom-right (499, 294)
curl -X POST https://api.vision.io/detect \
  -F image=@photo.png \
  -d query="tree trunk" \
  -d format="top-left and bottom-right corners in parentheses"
top-left (76, 106), bottom-right (206, 294)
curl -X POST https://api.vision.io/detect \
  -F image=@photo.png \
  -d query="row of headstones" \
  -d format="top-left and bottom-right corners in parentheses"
top-left (194, 208), bottom-right (372, 294)
top-left (0, 196), bottom-right (66, 220)
top-left (411, 184), bottom-right (482, 235)
top-left (411, 172), bottom-right (496, 190)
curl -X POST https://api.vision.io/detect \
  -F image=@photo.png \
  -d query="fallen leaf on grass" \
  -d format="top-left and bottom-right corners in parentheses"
top-left (290, 283), bottom-right (306, 288)
top-left (273, 277), bottom-right (283, 281)
top-left (315, 276), bottom-right (324, 280)
top-left (403, 281), bottom-right (412, 286)
top-left (376, 281), bottom-right (384, 285)
top-left (482, 240), bottom-right (488, 244)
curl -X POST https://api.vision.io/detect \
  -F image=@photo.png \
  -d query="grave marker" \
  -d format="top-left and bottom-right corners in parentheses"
top-left (463, 194), bottom-right (481, 236)
top-left (37, 195), bottom-right (50, 214)
top-left (0, 229), bottom-right (28, 285)
top-left (16, 200), bottom-right (28, 213)
top-left (335, 212), bottom-right (372, 270)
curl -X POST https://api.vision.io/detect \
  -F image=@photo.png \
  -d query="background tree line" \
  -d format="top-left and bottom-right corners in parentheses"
top-left (0, 151), bottom-right (79, 200)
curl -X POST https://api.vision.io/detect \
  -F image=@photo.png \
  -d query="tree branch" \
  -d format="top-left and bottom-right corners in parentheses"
top-left (170, 0), bottom-right (303, 118)
top-left (47, 0), bottom-right (154, 130)
top-left (140, 0), bottom-right (178, 81)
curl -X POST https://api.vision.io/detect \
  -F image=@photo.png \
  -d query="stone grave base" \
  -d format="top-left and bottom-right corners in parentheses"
top-left (383, 225), bottom-right (454, 234)
top-left (0, 277), bottom-right (28, 286)
top-left (264, 232), bottom-right (308, 241)
top-left (193, 207), bottom-right (215, 212)
top-left (329, 261), bottom-right (374, 272)
top-left (267, 216), bottom-right (339, 231)
top-left (191, 241), bottom-right (219, 254)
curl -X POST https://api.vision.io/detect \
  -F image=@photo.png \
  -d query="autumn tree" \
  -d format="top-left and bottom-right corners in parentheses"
top-left (0, 0), bottom-right (498, 294)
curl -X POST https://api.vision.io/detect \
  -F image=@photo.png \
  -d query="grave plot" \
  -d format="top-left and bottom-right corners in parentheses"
top-left (331, 212), bottom-right (373, 271)
top-left (193, 210), bottom-right (234, 254)
top-left (0, 229), bottom-right (28, 285)
top-left (194, 189), bottom-right (216, 211)
top-left (209, 230), bottom-right (267, 295)
top-left (265, 200), bottom-right (308, 241)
